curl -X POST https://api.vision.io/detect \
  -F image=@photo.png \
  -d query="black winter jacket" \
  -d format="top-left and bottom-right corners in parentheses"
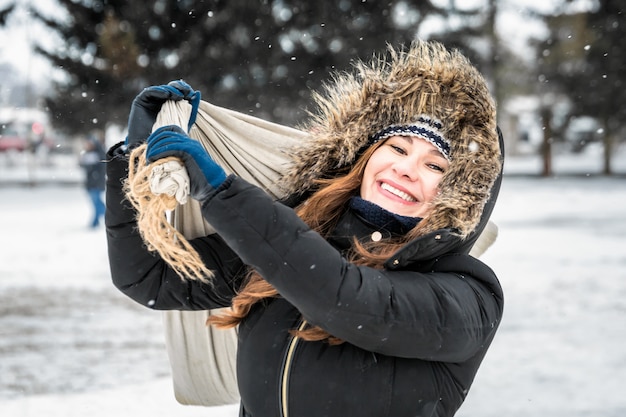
top-left (105, 144), bottom-right (503, 417)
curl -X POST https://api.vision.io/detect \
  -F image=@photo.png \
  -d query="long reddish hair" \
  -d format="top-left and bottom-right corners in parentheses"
top-left (208, 140), bottom-right (434, 344)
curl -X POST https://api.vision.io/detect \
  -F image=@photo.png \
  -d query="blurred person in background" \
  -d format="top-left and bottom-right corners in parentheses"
top-left (79, 133), bottom-right (106, 228)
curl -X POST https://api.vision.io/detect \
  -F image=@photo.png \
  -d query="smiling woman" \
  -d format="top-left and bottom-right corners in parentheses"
top-left (360, 133), bottom-right (450, 218)
top-left (105, 40), bottom-right (504, 417)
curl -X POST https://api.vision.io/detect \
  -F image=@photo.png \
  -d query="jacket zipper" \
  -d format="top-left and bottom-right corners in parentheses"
top-left (280, 319), bottom-right (308, 417)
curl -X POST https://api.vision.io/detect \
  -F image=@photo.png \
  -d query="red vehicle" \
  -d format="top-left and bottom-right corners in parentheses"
top-left (0, 124), bottom-right (47, 152)
top-left (0, 125), bottom-right (29, 152)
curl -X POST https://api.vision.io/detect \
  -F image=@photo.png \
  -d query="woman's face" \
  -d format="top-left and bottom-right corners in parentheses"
top-left (360, 135), bottom-right (449, 218)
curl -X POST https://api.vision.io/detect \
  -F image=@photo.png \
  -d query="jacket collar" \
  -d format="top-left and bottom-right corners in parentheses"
top-left (327, 208), bottom-right (392, 253)
top-left (327, 208), bottom-right (461, 269)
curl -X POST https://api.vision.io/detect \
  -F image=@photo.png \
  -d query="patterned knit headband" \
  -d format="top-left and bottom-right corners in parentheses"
top-left (369, 115), bottom-right (451, 161)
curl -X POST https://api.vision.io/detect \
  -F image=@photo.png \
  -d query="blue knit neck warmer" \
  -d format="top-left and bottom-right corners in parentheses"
top-left (349, 197), bottom-right (420, 235)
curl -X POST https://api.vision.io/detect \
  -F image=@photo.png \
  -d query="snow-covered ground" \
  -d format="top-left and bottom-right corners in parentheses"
top-left (1, 143), bottom-right (625, 417)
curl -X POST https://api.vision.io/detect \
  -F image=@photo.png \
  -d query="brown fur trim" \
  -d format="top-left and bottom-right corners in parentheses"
top-left (281, 40), bottom-right (500, 237)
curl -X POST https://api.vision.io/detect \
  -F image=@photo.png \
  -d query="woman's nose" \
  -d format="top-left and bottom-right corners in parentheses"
top-left (393, 158), bottom-right (419, 181)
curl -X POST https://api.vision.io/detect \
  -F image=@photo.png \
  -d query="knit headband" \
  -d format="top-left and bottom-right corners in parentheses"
top-left (368, 115), bottom-right (451, 161)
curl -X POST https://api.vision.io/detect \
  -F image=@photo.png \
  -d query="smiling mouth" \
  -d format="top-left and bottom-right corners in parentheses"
top-left (380, 182), bottom-right (417, 202)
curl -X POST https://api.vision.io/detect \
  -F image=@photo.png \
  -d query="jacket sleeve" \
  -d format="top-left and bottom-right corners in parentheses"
top-left (201, 176), bottom-right (504, 362)
top-left (104, 142), bottom-right (243, 311)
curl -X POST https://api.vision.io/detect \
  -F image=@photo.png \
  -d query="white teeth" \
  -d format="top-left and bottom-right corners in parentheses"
top-left (380, 183), bottom-right (417, 202)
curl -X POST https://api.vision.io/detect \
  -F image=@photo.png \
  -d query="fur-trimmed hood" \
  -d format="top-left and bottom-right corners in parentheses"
top-left (281, 40), bottom-right (502, 239)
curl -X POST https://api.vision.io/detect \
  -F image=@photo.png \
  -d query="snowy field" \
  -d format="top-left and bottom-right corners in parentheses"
top-left (1, 145), bottom-right (625, 417)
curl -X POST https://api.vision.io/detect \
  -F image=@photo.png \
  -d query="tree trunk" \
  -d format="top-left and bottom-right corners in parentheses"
top-left (602, 117), bottom-right (613, 176)
top-left (541, 107), bottom-right (553, 177)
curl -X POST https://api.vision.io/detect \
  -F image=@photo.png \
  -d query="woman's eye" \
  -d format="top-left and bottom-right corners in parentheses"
top-left (428, 163), bottom-right (445, 173)
top-left (390, 144), bottom-right (406, 155)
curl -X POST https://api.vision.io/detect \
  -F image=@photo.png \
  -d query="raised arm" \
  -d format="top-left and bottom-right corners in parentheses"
top-left (105, 143), bottom-right (243, 311)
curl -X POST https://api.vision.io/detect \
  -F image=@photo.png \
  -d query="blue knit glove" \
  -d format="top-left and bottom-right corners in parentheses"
top-left (146, 125), bottom-right (227, 201)
top-left (126, 80), bottom-right (201, 149)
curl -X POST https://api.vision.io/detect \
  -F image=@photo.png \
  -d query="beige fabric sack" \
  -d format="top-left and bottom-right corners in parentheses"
top-left (154, 100), bottom-right (306, 406)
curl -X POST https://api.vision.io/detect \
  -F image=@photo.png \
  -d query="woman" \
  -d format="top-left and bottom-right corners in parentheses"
top-left (106, 40), bottom-right (504, 417)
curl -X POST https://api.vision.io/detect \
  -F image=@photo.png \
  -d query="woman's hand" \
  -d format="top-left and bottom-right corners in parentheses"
top-left (126, 80), bottom-right (200, 149)
top-left (146, 125), bottom-right (227, 201)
